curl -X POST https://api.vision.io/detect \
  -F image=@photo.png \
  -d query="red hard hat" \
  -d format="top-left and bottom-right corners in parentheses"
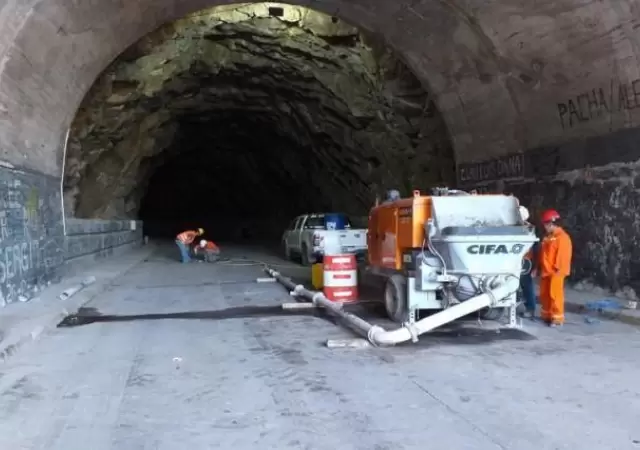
top-left (541, 209), bottom-right (560, 223)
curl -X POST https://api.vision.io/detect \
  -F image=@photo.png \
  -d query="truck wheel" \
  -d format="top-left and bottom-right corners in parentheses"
top-left (478, 307), bottom-right (507, 321)
top-left (301, 244), bottom-right (311, 266)
top-left (282, 242), bottom-right (291, 261)
top-left (384, 275), bottom-right (409, 323)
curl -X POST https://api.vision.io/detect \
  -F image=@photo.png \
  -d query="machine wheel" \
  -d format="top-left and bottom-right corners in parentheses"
top-left (384, 275), bottom-right (409, 323)
top-left (300, 244), bottom-right (312, 266)
top-left (478, 307), bottom-right (507, 321)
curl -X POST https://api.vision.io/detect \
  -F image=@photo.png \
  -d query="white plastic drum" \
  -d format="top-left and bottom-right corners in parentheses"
top-left (323, 254), bottom-right (358, 302)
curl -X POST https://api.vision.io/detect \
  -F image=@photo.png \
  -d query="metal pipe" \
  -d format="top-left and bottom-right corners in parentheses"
top-left (265, 268), bottom-right (375, 338)
top-left (60, 128), bottom-right (71, 236)
top-left (265, 267), bottom-right (520, 346)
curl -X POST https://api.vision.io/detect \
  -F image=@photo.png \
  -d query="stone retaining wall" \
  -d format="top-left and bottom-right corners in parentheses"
top-left (63, 219), bottom-right (143, 276)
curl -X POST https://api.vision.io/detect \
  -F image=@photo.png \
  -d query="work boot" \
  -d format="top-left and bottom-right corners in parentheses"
top-left (549, 322), bottom-right (563, 328)
top-left (522, 311), bottom-right (535, 320)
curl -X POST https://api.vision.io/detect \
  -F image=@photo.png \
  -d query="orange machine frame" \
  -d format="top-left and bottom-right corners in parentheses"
top-left (367, 190), bottom-right (432, 271)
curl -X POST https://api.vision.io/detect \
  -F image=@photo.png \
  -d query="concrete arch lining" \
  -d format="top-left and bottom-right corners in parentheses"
top-left (0, 0), bottom-right (522, 176)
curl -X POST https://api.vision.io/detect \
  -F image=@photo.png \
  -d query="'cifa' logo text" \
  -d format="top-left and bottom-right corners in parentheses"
top-left (466, 244), bottom-right (524, 255)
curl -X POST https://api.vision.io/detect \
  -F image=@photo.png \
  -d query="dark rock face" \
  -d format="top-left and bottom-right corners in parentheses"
top-left (458, 130), bottom-right (640, 296)
top-left (65, 5), bottom-right (454, 239)
top-left (511, 167), bottom-right (640, 296)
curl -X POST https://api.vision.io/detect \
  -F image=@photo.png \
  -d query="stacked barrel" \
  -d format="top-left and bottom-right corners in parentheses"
top-left (309, 213), bottom-right (359, 302)
top-left (322, 254), bottom-right (358, 302)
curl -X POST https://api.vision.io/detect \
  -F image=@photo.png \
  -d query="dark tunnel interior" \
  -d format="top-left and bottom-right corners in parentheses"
top-left (64, 4), bottom-right (456, 243)
top-left (137, 110), bottom-right (363, 240)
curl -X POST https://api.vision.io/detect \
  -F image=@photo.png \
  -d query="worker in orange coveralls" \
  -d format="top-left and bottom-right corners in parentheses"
top-left (536, 209), bottom-right (572, 327)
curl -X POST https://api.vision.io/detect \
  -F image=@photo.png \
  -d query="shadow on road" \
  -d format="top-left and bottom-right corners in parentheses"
top-left (57, 302), bottom-right (536, 349)
top-left (57, 305), bottom-right (333, 328)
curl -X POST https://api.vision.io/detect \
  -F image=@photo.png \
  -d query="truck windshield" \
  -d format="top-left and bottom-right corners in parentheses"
top-left (304, 216), bottom-right (325, 229)
top-left (304, 214), bottom-right (354, 229)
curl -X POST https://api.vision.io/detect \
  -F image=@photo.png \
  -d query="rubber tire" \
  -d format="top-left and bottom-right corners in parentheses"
top-left (282, 241), bottom-right (291, 261)
top-left (384, 275), bottom-right (409, 323)
top-left (301, 244), bottom-right (311, 266)
top-left (479, 307), bottom-right (508, 321)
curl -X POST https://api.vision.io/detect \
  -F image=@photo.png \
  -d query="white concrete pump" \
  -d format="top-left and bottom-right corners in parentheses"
top-left (267, 192), bottom-right (539, 346)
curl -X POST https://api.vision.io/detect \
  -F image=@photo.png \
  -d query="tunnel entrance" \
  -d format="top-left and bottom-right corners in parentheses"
top-left (63, 3), bottom-right (455, 242)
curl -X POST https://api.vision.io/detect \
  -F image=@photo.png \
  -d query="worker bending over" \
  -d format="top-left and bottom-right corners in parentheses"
top-left (538, 210), bottom-right (573, 326)
top-left (175, 228), bottom-right (204, 263)
top-left (194, 240), bottom-right (220, 263)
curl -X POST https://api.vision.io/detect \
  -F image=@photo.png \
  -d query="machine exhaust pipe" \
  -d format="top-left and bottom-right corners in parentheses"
top-left (265, 267), bottom-right (520, 346)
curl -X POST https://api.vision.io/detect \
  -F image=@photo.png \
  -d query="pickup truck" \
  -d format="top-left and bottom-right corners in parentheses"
top-left (281, 213), bottom-right (367, 265)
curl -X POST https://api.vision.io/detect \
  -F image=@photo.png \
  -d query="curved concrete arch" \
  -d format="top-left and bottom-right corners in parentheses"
top-left (0, 0), bottom-right (523, 175)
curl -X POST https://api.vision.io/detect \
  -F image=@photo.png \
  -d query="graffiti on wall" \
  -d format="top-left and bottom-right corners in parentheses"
top-left (0, 169), bottom-right (64, 307)
top-left (557, 78), bottom-right (640, 130)
top-left (457, 153), bottom-right (525, 188)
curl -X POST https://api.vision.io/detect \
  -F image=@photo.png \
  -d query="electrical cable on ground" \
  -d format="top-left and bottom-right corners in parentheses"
top-left (212, 257), bottom-right (305, 270)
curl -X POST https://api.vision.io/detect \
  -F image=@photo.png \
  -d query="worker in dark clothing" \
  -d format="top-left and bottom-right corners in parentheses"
top-left (518, 203), bottom-right (537, 318)
top-left (521, 244), bottom-right (538, 318)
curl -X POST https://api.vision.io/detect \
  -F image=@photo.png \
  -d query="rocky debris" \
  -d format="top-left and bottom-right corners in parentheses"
top-left (65, 4), bottom-right (454, 233)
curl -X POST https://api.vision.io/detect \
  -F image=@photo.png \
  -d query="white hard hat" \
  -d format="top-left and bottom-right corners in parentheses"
top-left (519, 205), bottom-right (530, 222)
top-left (200, 240), bottom-right (207, 247)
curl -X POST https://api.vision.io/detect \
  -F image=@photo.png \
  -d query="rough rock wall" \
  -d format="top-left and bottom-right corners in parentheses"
top-left (518, 166), bottom-right (640, 296)
top-left (65, 5), bottom-right (454, 223)
top-left (457, 128), bottom-right (640, 296)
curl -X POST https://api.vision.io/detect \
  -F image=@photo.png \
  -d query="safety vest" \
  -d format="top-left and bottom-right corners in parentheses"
top-left (202, 241), bottom-right (218, 251)
top-left (177, 230), bottom-right (197, 244)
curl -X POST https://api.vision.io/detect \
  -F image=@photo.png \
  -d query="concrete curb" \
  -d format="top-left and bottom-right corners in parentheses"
top-left (533, 280), bottom-right (640, 327)
top-left (0, 246), bottom-right (154, 363)
top-left (0, 290), bottom-right (96, 362)
top-left (565, 301), bottom-right (640, 327)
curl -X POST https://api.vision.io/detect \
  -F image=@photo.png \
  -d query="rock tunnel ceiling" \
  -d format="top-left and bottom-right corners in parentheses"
top-left (64, 4), bottom-right (455, 237)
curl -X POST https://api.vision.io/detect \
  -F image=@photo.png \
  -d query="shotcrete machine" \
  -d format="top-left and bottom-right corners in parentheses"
top-left (366, 188), bottom-right (538, 329)
top-left (266, 188), bottom-right (538, 346)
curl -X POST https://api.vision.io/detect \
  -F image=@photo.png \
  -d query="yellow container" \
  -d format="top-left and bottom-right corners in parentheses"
top-left (311, 263), bottom-right (324, 289)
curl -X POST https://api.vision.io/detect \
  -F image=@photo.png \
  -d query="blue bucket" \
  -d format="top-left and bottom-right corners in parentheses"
top-left (324, 213), bottom-right (346, 230)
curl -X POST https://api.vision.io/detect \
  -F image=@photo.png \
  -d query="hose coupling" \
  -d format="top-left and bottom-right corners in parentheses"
top-left (367, 325), bottom-right (385, 346)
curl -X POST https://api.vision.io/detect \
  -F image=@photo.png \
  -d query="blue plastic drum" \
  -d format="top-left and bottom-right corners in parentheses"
top-left (324, 213), bottom-right (347, 230)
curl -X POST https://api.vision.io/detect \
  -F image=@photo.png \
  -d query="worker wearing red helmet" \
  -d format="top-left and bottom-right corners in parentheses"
top-left (536, 209), bottom-right (573, 326)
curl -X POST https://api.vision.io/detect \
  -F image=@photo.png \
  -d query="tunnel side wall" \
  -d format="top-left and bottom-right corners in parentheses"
top-left (457, 128), bottom-right (640, 295)
top-left (63, 218), bottom-right (143, 277)
top-left (0, 165), bottom-right (142, 308)
top-left (0, 167), bottom-right (65, 307)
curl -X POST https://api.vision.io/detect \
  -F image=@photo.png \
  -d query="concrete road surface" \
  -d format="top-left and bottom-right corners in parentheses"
top-left (0, 244), bottom-right (639, 450)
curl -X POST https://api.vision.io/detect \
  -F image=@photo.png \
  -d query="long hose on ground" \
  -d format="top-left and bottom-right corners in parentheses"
top-left (265, 266), bottom-right (521, 346)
